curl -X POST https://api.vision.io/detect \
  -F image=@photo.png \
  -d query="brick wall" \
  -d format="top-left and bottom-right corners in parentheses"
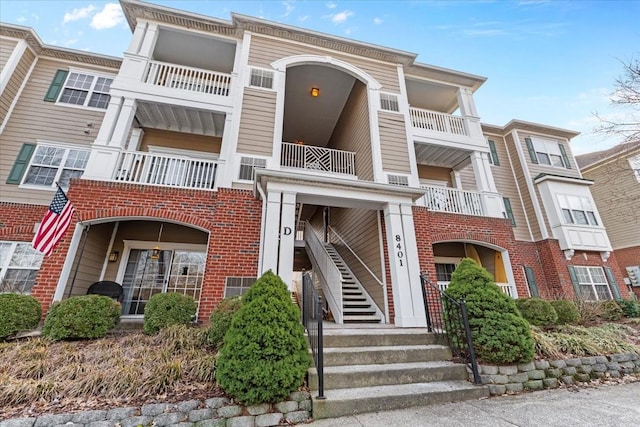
top-left (0, 202), bottom-right (47, 241)
top-left (614, 246), bottom-right (640, 298)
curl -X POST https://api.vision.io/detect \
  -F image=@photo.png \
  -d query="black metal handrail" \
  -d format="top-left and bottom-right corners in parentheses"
top-left (302, 271), bottom-right (325, 399)
top-left (420, 273), bottom-right (481, 384)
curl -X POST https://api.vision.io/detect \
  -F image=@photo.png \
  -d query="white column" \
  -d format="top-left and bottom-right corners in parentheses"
top-left (53, 223), bottom-right (86, 301)
top-left (384, 202), bottom-right (427, 327)
top-left (138, 22), bottom-right (159, 58)
top-left (127, 21), bottom-right (148, 55)
top-left (457, 87), bottom-right (484, 140)
top-left (470, 151), bottom-right (504, 218)
top-left (278, 192), bottom-right (297, 289)
top-left (108, 98), bottom-right (137, 147)
top-left (261, 190), bottom-right (282, 275)
top-left (0, 39), bottom-right (28, 95)
top-left (367, 87), bottom-right (386, 183)
top-left (93, 96), bottom-right (123, 146)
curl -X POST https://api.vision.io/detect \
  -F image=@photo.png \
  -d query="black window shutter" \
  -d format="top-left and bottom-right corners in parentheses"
top-left (6, 143), bottom-right (36, 184)
top-left (524, 266), bottom-right (539, 297)
top-left (525, 137), bottom-right (538, 164)
top-left (567, 265), bottom-right (582, 298)
top-left (488, 140), bottom-right (500, 165)
top-left (558, 143), bottom-right (572, 169)
top-left (604, 267), bottom-right (621, 299)
top-left (503, 197), bottom-right (516, 226)
top-left (44, 70), bottom-right (68, 102)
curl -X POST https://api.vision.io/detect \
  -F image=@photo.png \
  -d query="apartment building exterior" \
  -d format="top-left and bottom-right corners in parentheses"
top-left (576, 142), bottom-right (640, 298)
top-left (0, 0), bottom-right (631, 327)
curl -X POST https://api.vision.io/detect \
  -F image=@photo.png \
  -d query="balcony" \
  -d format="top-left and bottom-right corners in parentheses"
top-left (144, 60), bottom-right (232, 97)
top-left (438, 281), bottom-right (518, 298)
top-left (112, 151), bottom-right (219, 190)
top-left (418, 185), bottom-right (484, 216)
top-left (410, 108), bottom-right (468, 137)
top-left (281, 142), bottom-right (356, 177)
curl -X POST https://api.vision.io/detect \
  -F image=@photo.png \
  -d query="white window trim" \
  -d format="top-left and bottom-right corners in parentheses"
top-left (531, 137), bottom-right (566, 169)
top-left (556, 193), bottom-right (599, 227)
top-left (247, 66), bottom-right (276, 91)
top-left (0, 241), bottom-right (44, 294)
top-left (574, 266), bottom-right (613, 301)
top-left (236, 154), bottom-right (270, 183)
top-left (20, 141), bottom-right (91, 191)
top-left (54, 68), bottom-right (116, 111)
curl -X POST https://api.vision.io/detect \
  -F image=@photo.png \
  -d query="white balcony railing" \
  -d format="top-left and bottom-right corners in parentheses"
top-left (409, 107), bottom-right (468, 136)
top-left (113, 151), bottom-right (218, 190)
top-left (144, 60), bottom-right (232, 96)
top-left (419, 185), bottom-right (484, 216)
top-left (438, 281), bottom-right (518, 298)
top-left (281, 142), bottom-right (356, 176)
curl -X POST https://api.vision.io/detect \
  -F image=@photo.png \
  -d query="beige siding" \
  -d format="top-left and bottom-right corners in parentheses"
top-left (248, 36), bottom-right (400, 93)
top-left (0, 37), bottom-right (18, 69)
top-left (327, 81), bottom-right (373, 181)
top-left (236, 88), bottom-right (276, 156)
top-left (329, 208), bottom-right (385, 313)
top-left (0, 48), bottom-right (35, 125)
top-left (66, 223), bottom-right (113, 296)
top-left (582, 149), bottom-right (640, 250)
top-left (1, 59), bottom-right (116, 205)
top-left (378, 111), bottom-right (410, 174)
top-left (457, 164), bottom-right (477, 190)
top-left (140, 128), bottom-right (222, 154)
top-left (418, 165), bottom-right (452, 185)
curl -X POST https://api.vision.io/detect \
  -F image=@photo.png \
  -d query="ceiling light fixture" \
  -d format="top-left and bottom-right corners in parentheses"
top-left (310, 87), bottom-right (320, 97)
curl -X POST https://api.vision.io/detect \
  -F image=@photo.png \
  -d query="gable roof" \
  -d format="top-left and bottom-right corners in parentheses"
top-left (575, 141), bottom-right (640, 170)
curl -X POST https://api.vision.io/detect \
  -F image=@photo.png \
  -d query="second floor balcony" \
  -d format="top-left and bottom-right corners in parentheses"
top-left (281, 142), bottom-right (356, 177)
top-left (418, 185), bottom-right (484, 216)
top-left (143, 60), bottom-right (232, 97)
top-left (409, 107), bottom-right (468, 137)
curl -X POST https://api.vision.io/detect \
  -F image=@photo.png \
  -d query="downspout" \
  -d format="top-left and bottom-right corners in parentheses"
top-left (256, 181), bottom-right (268, 274)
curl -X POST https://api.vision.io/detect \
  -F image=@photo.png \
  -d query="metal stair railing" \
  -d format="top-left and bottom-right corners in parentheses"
top-left (302, 271), bottom-right (325, 399)
top-left (420, 273), bottom-right (481, 384)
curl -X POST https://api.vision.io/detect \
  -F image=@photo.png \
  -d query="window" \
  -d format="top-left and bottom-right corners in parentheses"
top-left (249, 68), bottom-right (274, 89)
top-left (22, 144), bottom-right (90, 190)
top-left (238, 157), bottom-right (266, 181)
top-left (224, 277), bottom-right (257, 297)
top-left (570, 266), bottom-right (613, 301)
top-left (557, 194), bottom-right (598, 226)
top-left (525, 137), bottom-right (571, 169)
top-left (380, 93), bottom-right (400, 112)
top-left (387, 174), bottom-right (409, 186)
top-left (435, 263), bottom-right (456, 282)
top-left (0, 242), bottom-right (44, 294)
top-left (629, 155), bottom-right (640, 183)
top-left (487, 140), bottom-right (500, 165)
top-left (58, 72), bottom-right (113, 109)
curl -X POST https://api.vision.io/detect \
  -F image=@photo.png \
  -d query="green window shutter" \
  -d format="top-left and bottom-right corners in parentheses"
top-left (567, 265), bottom-right (582, 299)
top-left (44, 70), bottom-right (68, 102)
top-left (525, 137), bottom-right (538, 164)
top-left (524, 266), bottom-right (539, 297)
top-left (503, 197), bottom-right (516, 226)
top-left (6, 143), bottom-right (36, 184)
top-left (488, 140), bottom-right (500, 165)
top-left (558, 143), bottom-right (572, 169)
top-left (604, 267), bottom-right (621, 300)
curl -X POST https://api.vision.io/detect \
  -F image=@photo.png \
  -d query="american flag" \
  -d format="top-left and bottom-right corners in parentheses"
top-left (32, 187), bottom-right (75, 256)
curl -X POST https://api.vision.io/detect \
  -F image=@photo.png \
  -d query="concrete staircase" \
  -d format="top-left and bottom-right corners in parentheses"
top-left (309, 328), bottom-right (489, 419)
top-left (323, 244), bottom-right (382, 324)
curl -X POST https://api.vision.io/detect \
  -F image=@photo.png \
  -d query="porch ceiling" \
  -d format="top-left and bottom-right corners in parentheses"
top-left (136, 101), bottom-right (226, 137)
top-left (406, 79), bottom-right (459, 113)
top-left (414, 144), bottom-right (471, 169)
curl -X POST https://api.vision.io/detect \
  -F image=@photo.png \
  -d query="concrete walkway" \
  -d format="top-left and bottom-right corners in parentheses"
top-left (308, 381), bottom-right (640, 426)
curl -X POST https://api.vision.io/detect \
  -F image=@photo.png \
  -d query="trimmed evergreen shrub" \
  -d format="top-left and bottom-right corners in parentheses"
top-left (617, 299), bottom-right (640, 318)
top-left (599, 300), bottom-right (623, 321)
top-left (42, 295), bottom-right (120, 340)
top-left (444, 258), bottom-right (535, 365)
top-left (0, 294), bottom-right (42, 340)
top-left (550, 300), bottom-right (580, 325)
top-left (143, 292), bottom-right (197, 335)
top-left (515, 298), bottom-right (558, 327)
top-left (207, 296), bottom-right (242, 348)
top-left (216, 270), bottom-right (310, 405)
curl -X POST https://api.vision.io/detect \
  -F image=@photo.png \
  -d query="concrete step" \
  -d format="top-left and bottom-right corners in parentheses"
top-left (322, 328), bottom-right (443, 347)
top-left (322, 344), bottom-right (452, 367)
top-left (342, 315), bottom-right (382, 323)
top-left (308, 361), bottom-right (467, 390)
top-left (343, 307), bottom-right (376, 314)
top-left (311, 381), bottom-right (489, 419)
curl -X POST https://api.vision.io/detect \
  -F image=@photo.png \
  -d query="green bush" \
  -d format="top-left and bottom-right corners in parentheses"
top-left (617, 300), bottom-right (640, 318)
top-left (515, 298), bottom-right (558, 327)
top-left (550, 300), bottom-right (580, 325)
top-left (599, 300), bottom-right (623, 321)
top-left (143, 292), bottom-right (197, 335)
top-left (42, 295), bottom-right (120, 340)
top-left (216, 271), bottom-right (310, 405)
top-left (207, 296), bottom-right (242, 348)
top-left (444, 258), bottom-right (535, 365)
top-left (0, 294), bottom-right (42, 340)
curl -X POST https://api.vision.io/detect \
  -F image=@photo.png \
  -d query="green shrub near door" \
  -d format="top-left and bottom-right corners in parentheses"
top-left (143, 292), bottom-right (197, 335)
top-left (550, 300), bottom-right (580, 325)
top-left (42, 295), bottom-right (120, 340)
top-left (0, 294), bottom-right (42, 340)
top-left (515, 298), bottom-right (558, 327)
top-left (207, 296), bottom-right (242, 349)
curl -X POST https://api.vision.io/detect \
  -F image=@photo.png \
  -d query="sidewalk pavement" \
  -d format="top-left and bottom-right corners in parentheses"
top-left (308, 381), bottom-right (640, 427)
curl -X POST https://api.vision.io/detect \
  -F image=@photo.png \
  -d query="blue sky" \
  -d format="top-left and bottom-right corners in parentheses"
top-left (1, 0), bottom-right (639, 154)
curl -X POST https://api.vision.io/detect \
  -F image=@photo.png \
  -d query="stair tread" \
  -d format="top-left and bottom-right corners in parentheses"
top-left (323, 328), bottom-right (433, 336)
top-left (324, 344), bottom-right (450, 354)
top-left (320, 360), bottom-right (459, 374)
top-left (313, 380), bottom-right (485, 401)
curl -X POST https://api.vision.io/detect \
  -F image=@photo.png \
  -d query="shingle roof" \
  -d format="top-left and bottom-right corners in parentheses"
top-left (575, 141), bottom-right (640, 169)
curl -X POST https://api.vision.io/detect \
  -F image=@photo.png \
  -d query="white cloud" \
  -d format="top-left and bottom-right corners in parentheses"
top-left (299, 15), bottom-right (309, 22)
top-left (282, 1), bottom-right (294, 17)
top-left (326, 2), bottom-right (337, 9)
top-left (16, 16), bottom-right (27, 23)
top-left (373, 17), bottom-right (383, 24)
top-left (90, 3), bottom-right (124, 30)
top-left (63, 5), bottom-right (96, 24)
top-left (63, 39), bottom-right (79, 47)
top-left (331, 10), bottom-right (353, 24)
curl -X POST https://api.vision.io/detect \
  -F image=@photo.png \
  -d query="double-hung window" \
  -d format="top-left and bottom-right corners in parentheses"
top-left (573, 266), bottom-right (612, 301)
top-left (0, 242), bottom-right (44, 294)
top-left (557, 194), bottom-right (598, 226)
top-left (45, 69), bottom-right (114, 109)
top-left (525, 137), bottom-right (571, 169)
top-left (22, 144), bottom-right (90, 190)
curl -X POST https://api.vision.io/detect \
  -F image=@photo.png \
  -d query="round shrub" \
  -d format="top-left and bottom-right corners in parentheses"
top-left (42, 295), bottom-right (120, 340)
top-left (216, 271), bottom-right (310, 405)
top-left (207, 296), bottom-right (242, 348)
top-left (0, 294), bottom-right (42, 340)
top-left (617, 299), bottom-right (640, 318)
top-left (550, 300), bottom-right (580, 325)
top-left (599, 300), bottom-right (623, 321)
top-left (143, 292), bottom-right (197, 335)
top-left (515, 298), bottom-right (558, 327)
top-left (444, 258), bottom-right (535, 365)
